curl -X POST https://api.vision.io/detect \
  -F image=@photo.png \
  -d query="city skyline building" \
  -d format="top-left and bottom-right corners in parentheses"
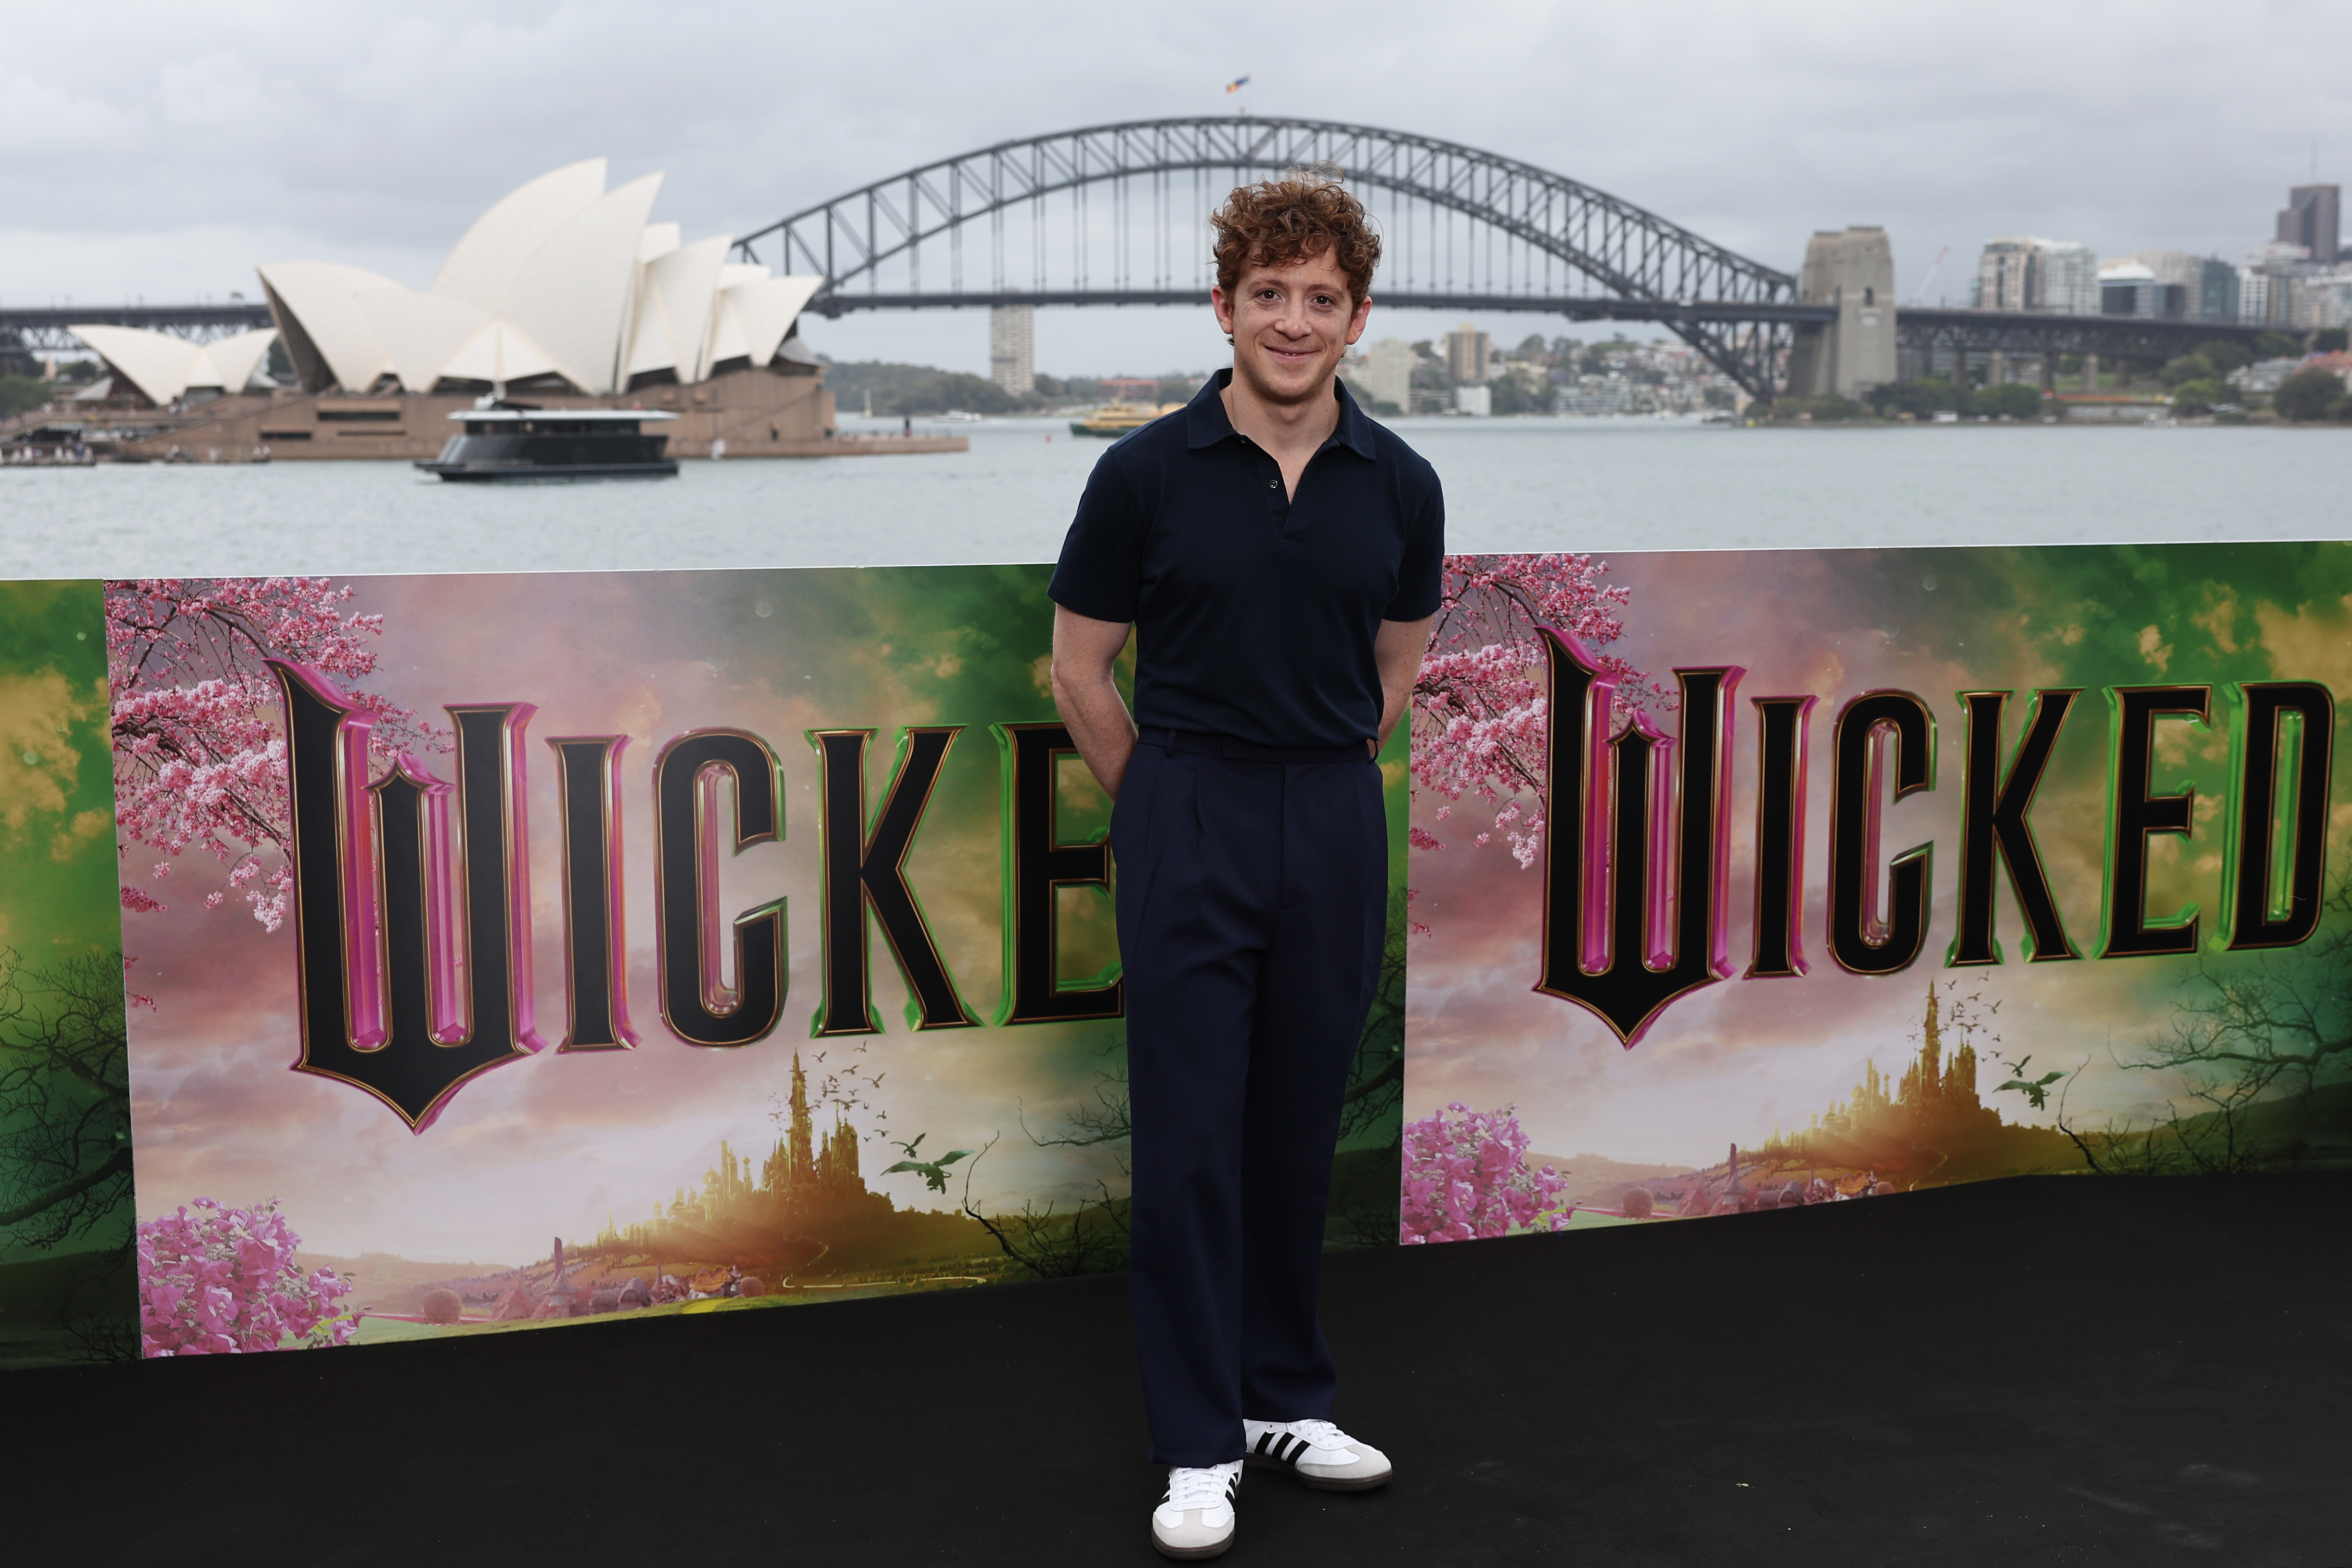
top-left (2240, 241), bottom-right (2315, 327)
top-left (1974, 236), bottom-right (2098, 314)
top-left (1445, 323), bottom-right (1491, 385)
top-left (2277, 184), bottom-right (2341, 264)
top-left (988, 304), bottom-right (1034, 395)
top-left (2107, 249), bottom-right (2240, 322)
top-left (1346, 338), bottom-right (1416, 412)
top-left (2097, 260), bottom-right (2184, 320)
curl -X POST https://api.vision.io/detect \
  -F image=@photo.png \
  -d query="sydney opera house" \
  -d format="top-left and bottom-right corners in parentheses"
top-left (62, 161), bottom-right (943, 461)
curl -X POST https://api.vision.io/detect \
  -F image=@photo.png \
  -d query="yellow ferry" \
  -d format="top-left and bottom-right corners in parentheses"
top-left (1069, 401), bottom-right (1183, 437)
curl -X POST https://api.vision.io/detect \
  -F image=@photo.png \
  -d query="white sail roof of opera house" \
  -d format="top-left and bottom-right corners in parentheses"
top-left (257, 159), bottom-right (825, 396)
top-left (65, 324), bottom-right (279, 405)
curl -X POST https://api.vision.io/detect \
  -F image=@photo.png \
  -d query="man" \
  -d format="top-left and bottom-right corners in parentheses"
top-left (1048, 173), bottom-right (1442, 1560)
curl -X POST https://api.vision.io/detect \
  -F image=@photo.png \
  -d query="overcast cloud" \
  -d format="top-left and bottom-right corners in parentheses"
top-left (4, 0), bottom-right (2348, 377)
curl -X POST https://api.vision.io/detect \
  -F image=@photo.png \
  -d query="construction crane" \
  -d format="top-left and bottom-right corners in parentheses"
top-left (1906, 246), bottom-right (1951, 308)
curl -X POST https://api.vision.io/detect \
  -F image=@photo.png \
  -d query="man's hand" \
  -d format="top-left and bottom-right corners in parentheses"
top-left (1373, 615), bottom-right (1434, 756)
top-left (1051, 606), bottom-right (1139, 800)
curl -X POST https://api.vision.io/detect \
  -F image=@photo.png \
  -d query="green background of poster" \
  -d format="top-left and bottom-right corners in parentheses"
top-left (0, 580), bottom-right (135, 1365)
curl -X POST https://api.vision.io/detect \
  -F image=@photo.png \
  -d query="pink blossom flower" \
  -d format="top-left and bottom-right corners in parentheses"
top-left (135, 1197), bottom-right (356, 1355)
top-left (1398, 1103), bottom-right (1570, 1244)
top-left (1409, 554), bottom-right (1663, 883)
top-left (105, 578), bottom-right (433, 940)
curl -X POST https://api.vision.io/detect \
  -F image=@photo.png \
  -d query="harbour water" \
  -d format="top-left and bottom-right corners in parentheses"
top-left (2, 414), bottom-right (2346, 580)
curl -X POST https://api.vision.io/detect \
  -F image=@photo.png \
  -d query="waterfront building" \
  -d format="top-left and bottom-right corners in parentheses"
top-left (2277, 184), bottom-right (2341, 265)
top-left (1345, 338), bottom-right (1416, 412)
top-left (2098, 261), bottom-right (2184, 319)
top-left (988, 305), bottom-right (1035, 395)
top-left (2100, 251), bottom-right (2236, 322)
top-left (1445, 324), bottom-right (1491, 386)
top-left (2233, 356), bottom-right (2308, 395)
top-left (1973, 237), bottom-right (2097, 314)
top-left (1558, 376), bottom-right (1636, 415)
top-left (2293, 267), bottom-right (2352, 331)
top-left (1500, 359), bottom-right (1551, 397)
top-left (63, 324), bottom-right (278, 406)
top-left (1453, 383), bottom-right (1492, 416)
top-left (2239, 242), bottom-right (2316, 326)
top-left (2156, 253), bottom-right (2243, 323)
top-left (45, 159), bottom-right (975, 464)
top-left (254, 159), bottom-right (823, 397)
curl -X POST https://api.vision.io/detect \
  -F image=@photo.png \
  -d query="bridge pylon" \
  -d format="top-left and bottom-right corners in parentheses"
top-left (1785, 227), bottom-right (1897, 401)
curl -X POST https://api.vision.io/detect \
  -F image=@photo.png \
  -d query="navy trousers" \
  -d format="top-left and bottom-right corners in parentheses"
top-left (1112, 729), bottom-right (1388, 1467)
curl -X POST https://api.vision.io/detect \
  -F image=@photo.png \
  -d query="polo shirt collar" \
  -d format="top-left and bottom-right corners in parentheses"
top-left (1185, 367), bottom-right (1379, 460)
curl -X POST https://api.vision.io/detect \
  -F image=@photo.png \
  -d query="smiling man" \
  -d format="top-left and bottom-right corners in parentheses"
top-left (1048, 173), bottom-right (1442, 1560)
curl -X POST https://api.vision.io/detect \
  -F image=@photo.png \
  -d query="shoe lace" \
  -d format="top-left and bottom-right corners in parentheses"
top-left (1165, 1462), bottom-right (1240, 1510)
top-left (1287, 1419), bottom-right (1353, 1450)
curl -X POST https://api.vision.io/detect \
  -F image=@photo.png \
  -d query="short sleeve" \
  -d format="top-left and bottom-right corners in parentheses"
top-left (1384, 465), bottom-right (1444, 621)
top-left (1048, 450), bottom-right (1147, 624)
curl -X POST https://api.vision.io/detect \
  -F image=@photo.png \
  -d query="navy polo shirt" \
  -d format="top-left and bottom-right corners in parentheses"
top-left (1048, 370), bottom-right (1445, 750)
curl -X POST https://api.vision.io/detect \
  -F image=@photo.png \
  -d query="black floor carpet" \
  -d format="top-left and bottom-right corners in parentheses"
top-left (9, 1174), bottom-right (2347, 1566)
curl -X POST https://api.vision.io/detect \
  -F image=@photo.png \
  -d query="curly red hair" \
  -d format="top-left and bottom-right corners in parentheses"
top-left (1211, 172), bottom-right (1382, 306)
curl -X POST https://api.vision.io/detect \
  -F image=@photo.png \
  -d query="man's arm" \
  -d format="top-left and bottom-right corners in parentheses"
top-left (1372, 615), bottom-right (1434, 755)
top-left (1051, 605), bottom-right (1139, 800)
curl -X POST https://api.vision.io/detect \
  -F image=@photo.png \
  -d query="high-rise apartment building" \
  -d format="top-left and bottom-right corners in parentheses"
top-left (988, 304), bottom-right (1034, 395)
top-left (1445, 324), bottom-right (1491, 385)
top-left (1974, 237), bottom-right (2098, 314)
top-left (2277, 185), bottom-right (2341, 265)
top-left (2240, 242), bottom-right (2314, 326)
top-left (1346, 338), bottom-right (1417, 412)
top-left (2108, 250), bottom-right (2240, 322)
top-left (2040, 242), bottom-right (2098, 315)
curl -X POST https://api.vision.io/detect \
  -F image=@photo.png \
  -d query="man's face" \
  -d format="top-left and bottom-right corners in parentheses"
top-left (1212, 253), bottom-right (1372, 406)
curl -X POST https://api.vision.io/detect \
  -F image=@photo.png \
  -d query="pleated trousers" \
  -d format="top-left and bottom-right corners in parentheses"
top-left (1111, 728), bottom-right (1388, 1467)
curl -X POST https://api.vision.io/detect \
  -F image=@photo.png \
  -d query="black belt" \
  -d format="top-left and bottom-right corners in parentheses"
top-left (1141, 727), bottom-right (1370, 765)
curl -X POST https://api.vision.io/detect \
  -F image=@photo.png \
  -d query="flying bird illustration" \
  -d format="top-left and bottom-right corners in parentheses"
top-left (1994, 1054), bottom-right (2066, 1110)
top-left (884, 1144), bottom-right (974, 1194)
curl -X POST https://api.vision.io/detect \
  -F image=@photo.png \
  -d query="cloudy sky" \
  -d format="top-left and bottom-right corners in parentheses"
top-left (5, 0), bottom-right (2349, 378)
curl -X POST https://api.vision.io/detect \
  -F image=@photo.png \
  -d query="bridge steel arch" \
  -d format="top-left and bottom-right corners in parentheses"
top-left (735, 117), bottom-right (1802, 398)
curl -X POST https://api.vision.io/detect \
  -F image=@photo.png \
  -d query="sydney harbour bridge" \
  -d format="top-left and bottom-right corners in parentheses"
top-left (3, 117), bottom-right (2271, 402)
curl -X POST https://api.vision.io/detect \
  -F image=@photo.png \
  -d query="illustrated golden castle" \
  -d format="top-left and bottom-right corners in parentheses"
top-left (605, 1053), bottom-right (870, 1247)
top-left (1808, 985), bottom-right (1994, 1140)
top-left (760, 1051), bottom-right (862, 1196)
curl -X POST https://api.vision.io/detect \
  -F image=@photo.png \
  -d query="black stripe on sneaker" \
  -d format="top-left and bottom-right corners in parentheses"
top-left (1254, 1431), bottom-right (1278, 1455)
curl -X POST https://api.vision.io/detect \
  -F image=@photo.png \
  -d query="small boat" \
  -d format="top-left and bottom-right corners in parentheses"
top-left (1069, 401), bottom-right (1181, 437)
top-left (415, 400), bottom-right (680, 480)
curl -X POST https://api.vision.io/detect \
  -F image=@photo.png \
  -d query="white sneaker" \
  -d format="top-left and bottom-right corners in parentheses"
top-left (1151, 1460), bottom-right (1241, 1559)
top-left (1242, 1417), bottom-right (1393, 1491)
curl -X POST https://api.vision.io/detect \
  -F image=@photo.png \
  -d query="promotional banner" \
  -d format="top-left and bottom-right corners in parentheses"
top-left (0, 542), bottom-right (2343, 1367)
top-left (101, 566), bottom-right (1403, 1361)
top-left (1402, 542), bottom-right (2349, 1231)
